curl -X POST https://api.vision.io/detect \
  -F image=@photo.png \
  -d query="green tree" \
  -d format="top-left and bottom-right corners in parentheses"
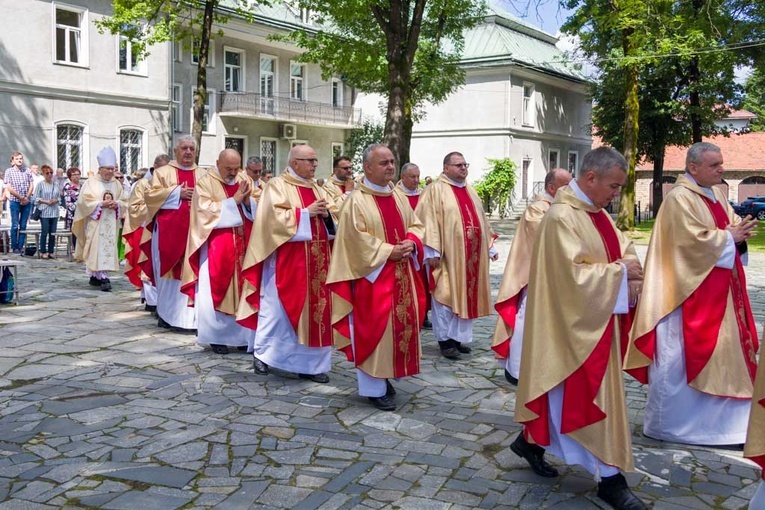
top-left (742, 67), bottom-right (765, 132)
top-left (275, 0), bottom-right (486, 172)
top-left (346, 118), bottom-right (385, 172)
top-left (96, 1), bottom-right (259, 159)
top-left (473, 158), bottom-right (517, 218)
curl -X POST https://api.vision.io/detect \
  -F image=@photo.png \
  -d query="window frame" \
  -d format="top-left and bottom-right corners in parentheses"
top-left (331, 78), bottom-right (343, 108)
top-left (290, 61), bottom-right (306, 101)
top-left (172, 83), bottom-right (183, 133)
top-left (191, 40), bottom-right (215, 67)
top-left (260, 136), bottom-right (279, 176)
top-left (223, 46), bottom-right (246, 93)
top-left (54, 121), bottom-right (88, 171)
top-left (568, 151), bottom-right (579, 174)
top-left (331, 142), bottom-right (344, 158)
top-left (117, 34), bottom-right (147, 76)
top-left (190, 88), bottom-right (216, 135)
top-left (52, 2), bottom-right (89, 67)
top-left (548, 149), bottom-right (560, 171)
top-left (117, 126), bottom-right (147, 173)
top-left (522, 82), bottom-right (536, 127)
top-left (260, 54), bottom-right (278, 98)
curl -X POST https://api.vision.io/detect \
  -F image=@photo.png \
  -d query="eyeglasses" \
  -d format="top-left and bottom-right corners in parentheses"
top-left (116, 176), bottom-right (124, 180)
top-left (295, 158), bottom-right (319, 164)
top-left (448, 163), bottom-right (470, 169)
top-left (43, 172), bottom-right (53, 175)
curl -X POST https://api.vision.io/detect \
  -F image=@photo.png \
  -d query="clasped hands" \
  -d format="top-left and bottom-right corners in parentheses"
top-left (390, 240), bottom-right (415, 261)
top-left (727, 215), bottom-right (757, 244)
top-left (307, 198), bottom-right (329, 218)
top-left (233, 180), bottom-right (252, 205)
top-left (621, 258), bottom-right (643, 307)
top-left (180, 183), bottom-right (195, 201)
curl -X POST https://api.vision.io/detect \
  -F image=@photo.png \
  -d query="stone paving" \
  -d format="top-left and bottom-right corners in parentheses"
top-left (0, 223), bottom-right (763, 509)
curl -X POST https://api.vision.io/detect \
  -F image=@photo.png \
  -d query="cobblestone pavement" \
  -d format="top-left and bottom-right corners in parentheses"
top-left (0, 223), bottom-right (762, 509)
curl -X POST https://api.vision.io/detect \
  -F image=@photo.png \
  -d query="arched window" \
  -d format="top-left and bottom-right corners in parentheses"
top-left (56, 123), bottom-right (84, 170)
top-left (119, 128), bottom-right (144, 173)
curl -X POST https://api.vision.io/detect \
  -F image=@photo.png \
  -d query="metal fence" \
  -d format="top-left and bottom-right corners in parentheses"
top-left (219, 92), bottom-right (362, 126)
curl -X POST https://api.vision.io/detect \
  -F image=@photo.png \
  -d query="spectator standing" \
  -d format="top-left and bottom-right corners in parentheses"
top-left (62, 168), bottom-right (82, 248)
top-left (30, 164), bottom-right (43, 187)
top-left (32, 165), bottom-right (60, 259)
top-left (4, 152), bottom-right (34, 254)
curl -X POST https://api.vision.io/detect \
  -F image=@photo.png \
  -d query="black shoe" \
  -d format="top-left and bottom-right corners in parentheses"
top-left (597, 473), bottom-right (648, 510)
top-left (438, 340), bottom-right (461, 360)
top-left (89, 276), bottom-right (101, 286)
top-left (100, 279), bottom-right (112, 292)
top-left (158, 317), bottom-right (171, 329)
top-left (504, 369), bottom-right (518, 386)
top-left (253, 358), bottom-right (269, 375)
top-left (172, 327), bottom-right (197, 336)
top-left (385, 379), bottom-right (396, 397)
top-left (144, 304), bottom-right (157, 313)
top-left (510, 432), bottom-right (559, 477)
top-left (211, 344), bottom-right (229, 355)
top-left (236, 346), bottom-right (248, 352)
top-left (368, 395), bottom-right (396, 411)
top-left (299, 373), bottom-right (329, 383)
top-left (422, 317), bottom-right (432, 330)
top-left (454, 341), bottom-right (471, 354)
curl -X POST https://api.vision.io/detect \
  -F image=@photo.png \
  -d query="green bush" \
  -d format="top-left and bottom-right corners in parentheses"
top-left (473, 158), bottom-right (517, 218)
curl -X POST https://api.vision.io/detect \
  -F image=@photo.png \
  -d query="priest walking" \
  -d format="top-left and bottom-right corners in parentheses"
top-left (182, 149), bottom-right (257, 355)
top-left (237, 144), bottom-right (339, 383)
top-left (625, 141), bottom-right (758, 446)
top-left (415, 151), bottom-right (497, 360)
top-left (72, 147), bottom-right (127, 292)
top-left (328, 144), bottom-right (426, 411)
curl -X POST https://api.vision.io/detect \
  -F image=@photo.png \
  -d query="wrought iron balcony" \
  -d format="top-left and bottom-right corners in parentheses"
top-left (219, 91), bottom-right (362, 127)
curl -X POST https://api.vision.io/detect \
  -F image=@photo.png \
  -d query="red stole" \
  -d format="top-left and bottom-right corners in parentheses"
top-left (348, 195), bottom-right (425, 377)
top-left (628, 197), bottom-right (758, 389)
top-left (275, 186), bottom-right (333, 347)
top-left (139, 220), bottom-right (155, 286)
top-left (524, 210), bottom-right (628, 446)
top-left (406, 194), bottom-right (419, 210)
top-left (450, 185), bottom-right (483, 319)
top-left (124, 226), bottom-right (145, 288)
top-left (155, 169), bottom-right (195, 279)
top-left (492, 289), bottom-right (523, 358)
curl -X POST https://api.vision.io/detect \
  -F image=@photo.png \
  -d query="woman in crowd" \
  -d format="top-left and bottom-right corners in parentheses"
top-left (32, 165), bottom-right (60, 259)
top-left (62, 167), bottom-right (82, 248)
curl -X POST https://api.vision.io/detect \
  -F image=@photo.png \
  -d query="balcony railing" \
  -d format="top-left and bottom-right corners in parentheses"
top-left (219, 92), bottom-right (362, 126)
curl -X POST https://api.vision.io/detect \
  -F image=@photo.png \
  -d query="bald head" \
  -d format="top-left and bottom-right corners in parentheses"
top-left (544, 168), bottom-right (572, 197)
top-left (289, 145), bottom-right (318, 180)
top-left (217, 149), bottom-right (242, 183)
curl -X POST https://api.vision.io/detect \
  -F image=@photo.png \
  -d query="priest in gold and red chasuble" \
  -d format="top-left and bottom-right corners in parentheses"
top-left (328, 145), bottom-right (426, 412)
top-left (144, 136), bottom-right (207, 332)
top-left (236, 144), bottom-right (339, 384)
top-left (744, 340), bottom-right (765, 508)
top-left (181, 149), bottom-right (258, 355)
top-left (414, 151), bottom-right (498, 361)
top-left (513, 148), bottom-right (647, 510)
top-left (490, 167), bottom-right (571, 387)
top-left (625, 142), bottom-right (758, 447)
top-left (392, 162), bottom-right (432, 330)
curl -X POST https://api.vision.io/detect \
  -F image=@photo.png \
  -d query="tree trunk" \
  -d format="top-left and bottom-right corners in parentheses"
top-left (651, 148), bottom-right (665, 216)
top-left (617, 33), bottom-right (639, 231)
top-left (383, 61), bottom-right (409, 173)
top-left (191, 0), bottom-right (215, 163)
top-left (400, 107), bottom-right (414, 173)
top-left (689, 56), bottom-right (702, 143)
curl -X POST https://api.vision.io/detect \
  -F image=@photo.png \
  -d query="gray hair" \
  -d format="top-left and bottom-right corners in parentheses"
top-left (246, 156), bottom-right (262, 167)
top-left (544, 168), bottom-right (567, 188)
top-left (175, 135), bottom-right (197, 150)
top-left (153, 153), bottom-right (171, 168)
top-left (400, 162), bottom-right (419, 176)
top-left (580, 147), bottom-right (627, 176)
top-left (362, 144), bottom-right (387, 163)
top-left (685, 142), bottom-right (721, 169)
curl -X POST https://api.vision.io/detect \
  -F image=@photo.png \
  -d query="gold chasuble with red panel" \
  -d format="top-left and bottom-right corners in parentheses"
top-left (415, 175), bottom-right (495, 319)
top-left (328, 182), bottom-right (426, 379)
top-left (237, 173), bottom-right (339, 347)
top-left (123, 178), bottom-right (154, 288)
top-left (515, 186), bottom-right (638, 472)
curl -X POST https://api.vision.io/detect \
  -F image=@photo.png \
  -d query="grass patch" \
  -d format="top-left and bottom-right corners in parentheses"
top-left (622, 217), bottom-right (765, 252)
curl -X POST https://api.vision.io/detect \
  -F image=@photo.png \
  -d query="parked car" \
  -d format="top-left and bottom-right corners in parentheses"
top-left (738, 195), bottom-right (765, 219)
top-left (728, 200), bottom-right (747, 217)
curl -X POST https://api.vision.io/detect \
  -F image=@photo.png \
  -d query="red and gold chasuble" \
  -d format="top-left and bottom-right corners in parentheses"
top-left (525, 211), bottom-right (630, 445)
top-left (347, 195), bottom-right (425, 377)
top-left (275, 186), bottom-right (333, 348)
top-left (406, 194), bottom-right (419, 210)
top-left (450, 186), bottom-right (483, 319)
top-left (628, 198), bottom-right (758, 390)
top-left (155, 169), bottom-right (195, 279)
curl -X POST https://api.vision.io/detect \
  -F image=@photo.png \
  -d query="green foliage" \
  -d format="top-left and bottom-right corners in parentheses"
top-left (741, 68), bottom-right (765, 132)
top-left (473, 158), bottom-right (517, 219)
top-left (346, 118), bottom-right (385, 172)
top-left (273, 0), bottom-right (487, 166)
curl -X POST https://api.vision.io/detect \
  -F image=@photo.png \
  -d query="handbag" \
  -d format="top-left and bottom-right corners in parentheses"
top-left (0, 267), bottom-right (14, 304)
top-left (31, 203), bottom-right (42, 221)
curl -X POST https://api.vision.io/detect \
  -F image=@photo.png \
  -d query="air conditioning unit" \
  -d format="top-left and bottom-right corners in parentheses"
top-left (281, 123), bottom-right (297, 140)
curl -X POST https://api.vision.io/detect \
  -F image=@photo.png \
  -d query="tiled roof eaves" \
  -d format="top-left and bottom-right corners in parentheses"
top-left (460, 56), bottom-right (591, 84)
top-left (215, 3), bottom-right (320, 33)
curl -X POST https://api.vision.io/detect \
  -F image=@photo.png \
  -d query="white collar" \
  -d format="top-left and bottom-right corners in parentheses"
top-left (288, 167), bottom-right (310, 182)
top-left (444, 175), bottom-right (466, 188)
top-left (684, 173), bottom-right (716, 202)
top-left (543, 192), bottom-right (554, 201)
top-left (570, 179), bottom-right (595, 206)
top-left (363, 177), bottom-right (390, 192)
